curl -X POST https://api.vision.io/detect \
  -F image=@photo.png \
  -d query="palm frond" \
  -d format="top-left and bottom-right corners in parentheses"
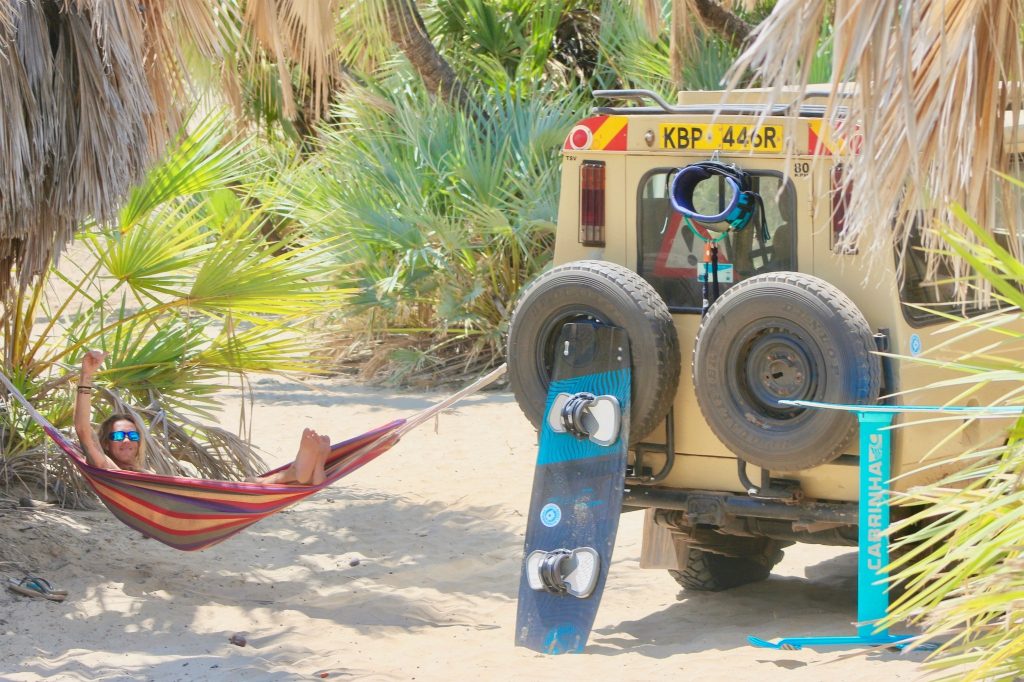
top-left (187, 218), bottom-right (346, 319)
top-left (241, 0), bottom-right (342, 121)
top-left (96, 205), bottom-right (214, 301)
top-left (197, 322), bottom-right (331, 375)
top-left (882, 217), bottom-right (1024, 679)
top-left (594, 0), bottom-right (671, 90)
top-left (728, 0), bottom-right (1024, 297)
top-left (119, 109), bottom-right (259, 229)
top-left (337, 0), bottom-right (393, 72)
top-left (0, 0), bottom-right (210, 292)
top-left (1, 0), bottom-right (353, 292)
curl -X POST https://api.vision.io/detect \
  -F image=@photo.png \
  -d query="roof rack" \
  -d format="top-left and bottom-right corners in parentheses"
top-left (591, 89), bottom-right (844, 119)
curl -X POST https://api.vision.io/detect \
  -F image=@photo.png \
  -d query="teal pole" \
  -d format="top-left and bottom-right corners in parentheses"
top-left (856, 410), bottom-right (895, 638)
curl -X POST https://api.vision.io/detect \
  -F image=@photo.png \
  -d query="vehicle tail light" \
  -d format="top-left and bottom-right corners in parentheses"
top-left (580, 161), bottom-right (606, 247)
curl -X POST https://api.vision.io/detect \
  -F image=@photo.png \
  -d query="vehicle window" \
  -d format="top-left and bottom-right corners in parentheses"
top-left (899, 157), bottom-right (1023, 325)
top-left (899, 222), bottom-right (1018, 325)
top-left (637, 169), bottom-right (796, 312)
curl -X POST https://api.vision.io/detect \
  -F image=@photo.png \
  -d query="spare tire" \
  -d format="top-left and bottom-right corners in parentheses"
top-left (507, 260), bottom-right (680, 443)
top-left (692, 272), bottom-right (881, 471)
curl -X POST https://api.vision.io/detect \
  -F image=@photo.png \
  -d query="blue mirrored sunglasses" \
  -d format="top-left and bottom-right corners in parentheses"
top-left (108, 430), bottom-right (140, 442)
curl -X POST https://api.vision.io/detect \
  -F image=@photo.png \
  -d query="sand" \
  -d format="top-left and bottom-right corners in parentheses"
top-left (0, 375), bottom-right (932, 681)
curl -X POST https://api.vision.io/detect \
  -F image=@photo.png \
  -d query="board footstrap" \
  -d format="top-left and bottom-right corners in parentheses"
top-left (547, 392), bottom-right (622, 446)
top-left (525, 547), bottom-right (600, 599)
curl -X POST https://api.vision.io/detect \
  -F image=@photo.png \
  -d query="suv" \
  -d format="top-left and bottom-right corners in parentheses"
top-left (506, 87), bottom-right (1021, 591)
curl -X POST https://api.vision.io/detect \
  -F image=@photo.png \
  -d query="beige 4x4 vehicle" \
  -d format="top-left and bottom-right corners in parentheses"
top-left (506, 88), bottom-right (1021, 591)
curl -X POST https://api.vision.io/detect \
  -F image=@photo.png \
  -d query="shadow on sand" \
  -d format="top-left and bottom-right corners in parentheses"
top-left (589, 551), bottom-right (928, 664)
top-left (7, 484), bottom-right (520, 680)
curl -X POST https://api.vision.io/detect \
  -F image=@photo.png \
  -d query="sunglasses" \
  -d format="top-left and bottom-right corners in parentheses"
top-left (108, 430), bottom-right (141, 442)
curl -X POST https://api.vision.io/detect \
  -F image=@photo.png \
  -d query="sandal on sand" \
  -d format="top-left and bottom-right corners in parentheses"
top-left (6, 576), bottom-right (67, 602)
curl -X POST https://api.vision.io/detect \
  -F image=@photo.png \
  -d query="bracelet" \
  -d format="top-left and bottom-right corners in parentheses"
top-left (77, 386), bottom-right (93, 394)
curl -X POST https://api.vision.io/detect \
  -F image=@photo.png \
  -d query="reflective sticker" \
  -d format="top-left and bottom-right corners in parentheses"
top-left (568, 125), bottom-right (593, 150)
top-left (540, 503), bottom-right (562, 528)
top-left (592, 116), bottom-right (627, 150)
top-left (909, 333), bottom-right (922, 356)
top-left (698, 262), bottom-right (734, 283)
top-left (808, 119), bottom-right (863, 156)
top-left (563, 116), bottom-right (628, 151)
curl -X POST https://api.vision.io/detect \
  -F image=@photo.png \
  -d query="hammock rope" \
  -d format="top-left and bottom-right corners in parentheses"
top-left (0, 364), bottom-right (507, 551)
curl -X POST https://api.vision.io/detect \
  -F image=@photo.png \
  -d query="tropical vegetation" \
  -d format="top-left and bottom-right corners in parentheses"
top-left (282, 83), bottom-right (581, 383)
top-left (1, 112), bottom-right (345, 502)
top-left (875, 210), bottom-right (1024, 680)
top-left (1, 0), bottom-right (750, 496)
top-left (2, 1), bottom-right (1024, 676)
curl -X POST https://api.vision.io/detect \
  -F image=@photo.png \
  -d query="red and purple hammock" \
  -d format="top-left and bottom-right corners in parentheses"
top-left (0, 366), bottom-right (505, 552)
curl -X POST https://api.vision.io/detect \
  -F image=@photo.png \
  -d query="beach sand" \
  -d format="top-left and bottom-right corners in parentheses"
top-left (0, 375), bottom-right (931, 680)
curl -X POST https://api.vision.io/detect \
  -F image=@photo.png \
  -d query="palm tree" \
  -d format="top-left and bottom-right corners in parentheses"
top-left (0, 0), bottom-right (344, 294)
top-left (0, 0), bottom-right (668, 296)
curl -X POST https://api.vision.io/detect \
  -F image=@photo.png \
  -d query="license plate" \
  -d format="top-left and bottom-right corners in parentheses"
top-left (659, 123), bottom-right (783, 153)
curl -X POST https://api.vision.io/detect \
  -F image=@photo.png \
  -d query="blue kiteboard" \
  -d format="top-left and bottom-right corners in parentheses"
top-left (515, 322), bottom-right (631, 654)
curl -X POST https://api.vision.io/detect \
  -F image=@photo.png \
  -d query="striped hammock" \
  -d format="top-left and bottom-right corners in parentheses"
top-left (0, 366), bottom-right (506, 551)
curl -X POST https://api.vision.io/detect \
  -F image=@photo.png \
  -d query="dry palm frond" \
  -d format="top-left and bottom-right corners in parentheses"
top-left (0, 4), bottom-right (14, 33)
top-left (281, 0), bottom-right (341, 120)
top-left (629, 0), bottom-right (662, 38)
top-left (0, 0), bottom-right (344, 298)
top-left (242, 0), bottom-right (341, 121)
top-left (728, 0), bottom-right (1024, 302)
top-left (1, 0), bottom-right (179, 296)
top-left (2, 446), bottom-right (100, 509)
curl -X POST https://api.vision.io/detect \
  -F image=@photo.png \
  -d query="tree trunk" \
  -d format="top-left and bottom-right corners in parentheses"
top-left (384, 0), bottom-right (473, 113)
top-left (669, 0), bottom-right (687, 90)
top-left (692, 0), bottom-right (753, 53)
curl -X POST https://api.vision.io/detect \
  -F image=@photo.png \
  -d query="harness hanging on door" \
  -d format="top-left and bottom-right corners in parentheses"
top-left (669, 161), bottom-right (768, 238)
top-left (669, 161), bottom-right (772, 315)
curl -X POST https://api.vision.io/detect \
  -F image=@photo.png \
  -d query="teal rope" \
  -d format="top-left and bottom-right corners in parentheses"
top-left (683, 215), bottom-right (730, 244)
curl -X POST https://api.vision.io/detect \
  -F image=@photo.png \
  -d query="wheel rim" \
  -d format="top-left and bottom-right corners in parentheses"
top-left (535, 307), bottom-right (607, 385)
top-left (729, 323), bottom-right (819, 421)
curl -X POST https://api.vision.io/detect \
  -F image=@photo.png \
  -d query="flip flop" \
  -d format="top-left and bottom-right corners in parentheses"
top-left (6, 576), bottom-right (67, 602)
top-left (19, 575), bottom-right (67, 596)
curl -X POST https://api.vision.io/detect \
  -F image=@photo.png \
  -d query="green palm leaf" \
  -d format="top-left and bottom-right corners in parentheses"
top-left (188, 218), bottom-right (346, 318)
top-left (119, 110), bottom-right (259, 229)
top-left (92, 204), bottom-right (214, 301)
top-left (881, 196), bottom-right (1024, 679)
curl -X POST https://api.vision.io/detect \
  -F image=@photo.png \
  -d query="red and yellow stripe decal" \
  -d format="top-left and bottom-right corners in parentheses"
top-left (807, 119), bottom-right (863, 156)
top-left (565, 116), bottom-right (628, 151)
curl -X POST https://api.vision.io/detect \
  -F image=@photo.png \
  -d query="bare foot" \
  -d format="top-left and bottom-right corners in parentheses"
top-left (310, 435), bottom-right (331, 486)
top-left (255, 430), bottom-right (331, 485)
top-left (293, 428), bottom-right (320, 484)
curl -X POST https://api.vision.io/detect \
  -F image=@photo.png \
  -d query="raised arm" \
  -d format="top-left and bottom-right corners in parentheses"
top-left (74, 350), bottom-right (116, 469)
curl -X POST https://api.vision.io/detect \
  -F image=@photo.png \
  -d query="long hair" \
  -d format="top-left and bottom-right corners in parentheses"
top-left (97, 413), bottom-right (147, 471)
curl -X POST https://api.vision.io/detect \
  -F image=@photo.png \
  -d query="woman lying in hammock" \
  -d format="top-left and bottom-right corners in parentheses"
top-left (74, 350), bottom-right (331, 485)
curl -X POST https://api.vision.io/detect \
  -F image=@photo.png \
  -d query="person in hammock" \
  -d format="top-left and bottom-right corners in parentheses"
top-left (74, 350), bottom-right (331, 484)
